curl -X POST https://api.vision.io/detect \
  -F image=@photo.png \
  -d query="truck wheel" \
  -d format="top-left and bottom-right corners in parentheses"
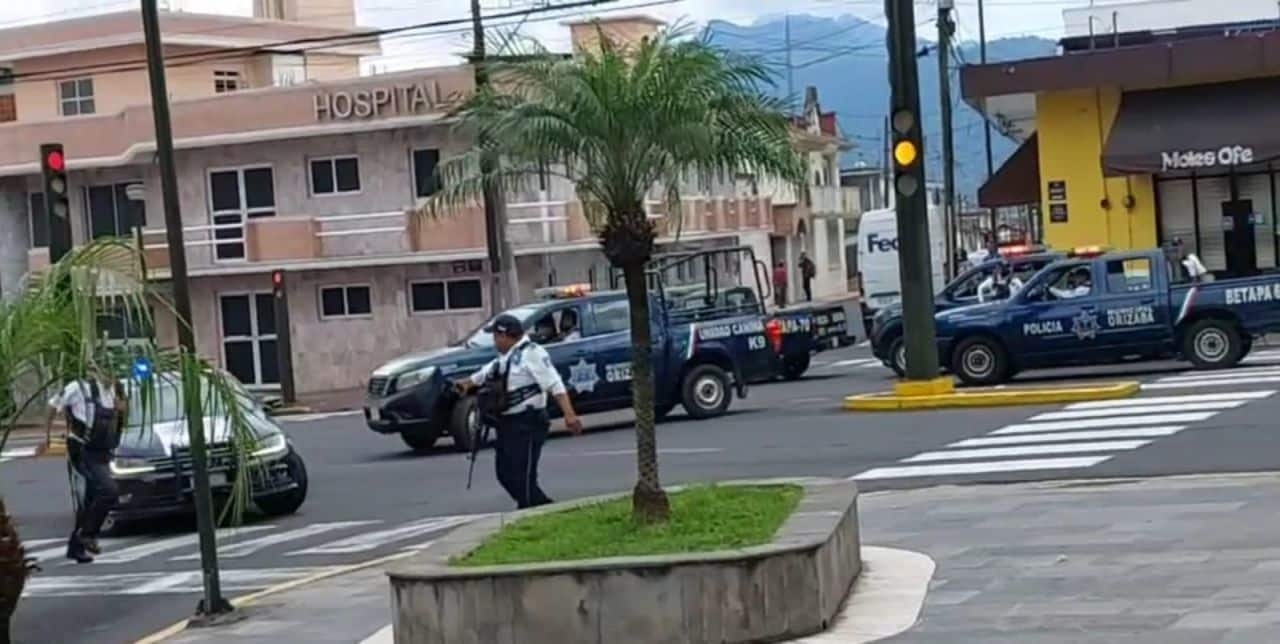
top-left (681, 364), bottom-right (732, 419)
top-left (449, 396), bottom-right (481, 451)
top-left (952, 336), bottom-right (1008, 386)
top-left (888, 336), bottom-right (907, 378)
top-left (782, 354), bottom-right (811, 380)
top-left (1184, 319), bottom-right (1243, 369)
top-left (400, 425), bottom-right (441, 451)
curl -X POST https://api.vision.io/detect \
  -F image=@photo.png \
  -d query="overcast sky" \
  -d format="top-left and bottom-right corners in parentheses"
top-left (4, 0), bottom-right (1092, 70)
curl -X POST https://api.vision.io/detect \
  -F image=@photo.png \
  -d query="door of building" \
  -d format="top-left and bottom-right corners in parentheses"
top-left (219, 292), bottom-right (279, 386)
top-left (1221, 199), bottom-right (1258, 277)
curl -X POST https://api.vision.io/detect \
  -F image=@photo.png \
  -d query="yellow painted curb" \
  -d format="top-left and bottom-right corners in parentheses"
top-left (38, 438), bottom-right (66, 457)
top-left (132, 549), bottom-right (419, 644)
top-left (892, 377), bottom-right (955, 397)
top-left (843, 381), bottom-right (1141, 411)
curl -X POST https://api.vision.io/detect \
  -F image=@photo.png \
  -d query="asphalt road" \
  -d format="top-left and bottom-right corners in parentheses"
top-left (8, 342), bottom-right (1280, 643)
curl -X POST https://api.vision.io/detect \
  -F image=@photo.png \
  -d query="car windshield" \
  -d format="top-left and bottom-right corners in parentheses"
top-left (122, 374), bottom-right (258, 426)
top-left (459, 304), bottom-right (545, 349)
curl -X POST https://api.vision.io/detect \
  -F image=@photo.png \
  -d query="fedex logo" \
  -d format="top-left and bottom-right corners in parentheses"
top-left (866, 233), bottom-right (900, 254)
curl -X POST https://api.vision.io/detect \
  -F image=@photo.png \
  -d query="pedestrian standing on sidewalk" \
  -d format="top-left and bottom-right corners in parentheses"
top-left (798, 251), bottom-right (816, 302)
top-left (51, 370), bottom-right (126, 563)
top-left (772, 261), bottom-right (788, 308)
top-left (457, 315), bottom-right (583, 509)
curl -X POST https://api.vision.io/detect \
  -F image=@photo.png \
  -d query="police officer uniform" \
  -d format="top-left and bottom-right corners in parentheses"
top-left (469, 316), bottom-right (568, 509)
top-left (51, 378), bottom-right (122, 563)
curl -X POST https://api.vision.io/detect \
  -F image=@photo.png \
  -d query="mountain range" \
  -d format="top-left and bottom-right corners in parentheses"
top-left (705, 15), bottom-right (1057, 203)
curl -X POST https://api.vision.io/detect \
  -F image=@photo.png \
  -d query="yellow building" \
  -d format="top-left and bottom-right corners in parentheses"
top-left (963, 22), bottom-right (1280, 278)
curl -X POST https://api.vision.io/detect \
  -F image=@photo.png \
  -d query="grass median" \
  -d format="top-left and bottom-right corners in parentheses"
top-left (454, 484), bottom-right (803, 567)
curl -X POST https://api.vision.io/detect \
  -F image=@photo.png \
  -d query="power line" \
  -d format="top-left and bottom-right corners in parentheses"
top-left (3, 0), bottom-right (660, 86)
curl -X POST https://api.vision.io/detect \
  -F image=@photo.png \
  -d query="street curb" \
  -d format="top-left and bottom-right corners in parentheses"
top-left (132, 549), bottom-right (419, 644)
top-left (266, 405), bottom-right (315, 417)
top-left (842, 381), bottom-right (1140, 411)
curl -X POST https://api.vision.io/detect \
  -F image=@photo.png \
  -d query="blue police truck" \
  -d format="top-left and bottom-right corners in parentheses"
top-left (870, 246), bottom-right (1064, 376)
top-left (364, 248), bottom-right (828, 451)
top-left (936, 247), bottom-right (1280, 386)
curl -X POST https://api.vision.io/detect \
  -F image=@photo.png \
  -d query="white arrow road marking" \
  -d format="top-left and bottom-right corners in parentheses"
top-left (171, 520), bottom-right (381, 560)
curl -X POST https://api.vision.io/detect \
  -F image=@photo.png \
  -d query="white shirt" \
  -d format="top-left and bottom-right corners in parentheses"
top-left (469, 337), bottom-right (567, 415)
top-left (977, 276), bottom-right (1024, 303)
top-left (49, 380), bottom-right (118, 440)
top-left (1050, 285), bottom-right (1091, 299)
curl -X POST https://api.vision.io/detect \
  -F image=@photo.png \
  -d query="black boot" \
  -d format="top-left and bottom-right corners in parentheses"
top-left (66, 532), bottom-right (93, 564)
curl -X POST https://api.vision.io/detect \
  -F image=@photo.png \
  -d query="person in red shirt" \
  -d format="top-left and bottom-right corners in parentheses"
top-left (772, 261), bottom-right (788, 308)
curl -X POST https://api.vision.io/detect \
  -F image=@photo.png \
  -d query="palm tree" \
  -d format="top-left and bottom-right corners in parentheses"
top-left (0, 240), bottom-right (266, 642)
top-left (420, 24), bottom-right (805, 522)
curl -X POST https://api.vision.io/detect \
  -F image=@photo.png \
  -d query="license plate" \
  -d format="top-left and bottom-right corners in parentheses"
top-left (368, 407), bottom-right (381, 422)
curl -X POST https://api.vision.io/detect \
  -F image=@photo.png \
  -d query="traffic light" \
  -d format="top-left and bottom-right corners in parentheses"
top-left (41, 143), bottom-right (73, 261)
top-left (890, 109), bottom-right (923, 198)
top-left (271, 269), bottom-right (286, 296)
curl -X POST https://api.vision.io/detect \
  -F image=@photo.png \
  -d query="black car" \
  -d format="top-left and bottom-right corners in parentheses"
top-left (88, 373), bottom-right (308, 530)
top-left (869, 250), bottom-right (1064, 376)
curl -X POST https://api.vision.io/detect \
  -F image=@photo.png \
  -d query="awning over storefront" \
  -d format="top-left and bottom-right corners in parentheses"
top-left (1102, 78), bottom-right (1280, 177)
top-left (978, 134), bottom-right (1040, 208)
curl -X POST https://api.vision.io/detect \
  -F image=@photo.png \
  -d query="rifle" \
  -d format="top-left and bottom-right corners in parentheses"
top-left (465, 417), bottom-right (492, 490)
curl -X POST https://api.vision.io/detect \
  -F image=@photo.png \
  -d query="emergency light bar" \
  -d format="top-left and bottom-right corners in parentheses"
top-left (535, 283), bottom-right (591, 300)
top-left (1068, 245), bottom-right (1109, 258)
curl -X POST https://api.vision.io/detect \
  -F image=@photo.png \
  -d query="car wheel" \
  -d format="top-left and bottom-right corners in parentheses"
top-left (952, 336), bottom-right (1008, 386)
top-left (255, 450), bottom-right (308, 517)
top-left (782, 353), bottom-right (811, 380)
top-left (681, 364), bottom-right (732, 420)
top-left (1184, 319), bottom-right (1243, 369)
top-left (400, 425), bottom-right (441, 451)
top-left (888, 336), bottom-right (907, 378)
top-left (449, 396), bottom-right (482, 451)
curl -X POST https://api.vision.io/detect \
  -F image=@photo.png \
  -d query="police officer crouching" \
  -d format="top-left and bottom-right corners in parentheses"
top-left (457, 314), bottom-right (584, 509)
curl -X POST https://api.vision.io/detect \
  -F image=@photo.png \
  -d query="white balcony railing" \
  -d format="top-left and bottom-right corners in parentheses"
top-left (809, 186), bottom-right (861, 215)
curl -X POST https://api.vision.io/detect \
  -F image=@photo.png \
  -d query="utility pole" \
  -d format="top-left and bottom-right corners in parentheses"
top-left (885, 0), bottom-right (939, 380)
top-left (937, 0), bottom-right (957, 281)
top-left (977, 0), bottom-right (997, 237)
top-left (470, 0), bottom-right (516, 312)
top-left (784, 15), bottom-right (795, 105)
top-left (140, 0), bottom-right (230, 617)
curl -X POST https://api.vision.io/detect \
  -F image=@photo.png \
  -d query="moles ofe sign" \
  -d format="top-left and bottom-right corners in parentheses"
top-left (313, 81), bottom-right (446, 121)
top-left (1161, 145), bottom-right (1255, 172)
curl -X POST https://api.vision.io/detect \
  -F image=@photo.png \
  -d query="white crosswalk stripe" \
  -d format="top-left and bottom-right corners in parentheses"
top-left (0, 446), bottom-right (38, 463)
top-left (89, 525), bottom-right (277, 564)
top-left (287, 514), bottom-right (480, 556)
top-left (851, 390), bottom-right (1273, 482)
top-left (23, 566), bottom-right (335, 598)
top-left (170, 520), bottom-right (381, 560)
top-left (1143, 365), bottom-right (1280, 390)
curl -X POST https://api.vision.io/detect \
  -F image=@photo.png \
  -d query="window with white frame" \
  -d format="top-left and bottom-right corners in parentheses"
top-left (214, 70), bottom-right (243, 93)
top-left (209, 166), bottom-right (275, 260)
top-left (58, 78), bottom-right (95, 116)
top-left (84, 182), bottom-right (145, 239)
top-left (310, 156), bottom-right (361, 196)
top-left (27, 192), bottom-right (48, 248)
top-left (409, 279), bottom-right (483, 313)
top-left (319, 285), bottom-right (373, 319)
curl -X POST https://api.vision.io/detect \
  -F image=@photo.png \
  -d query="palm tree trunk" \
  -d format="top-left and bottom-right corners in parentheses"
top-left (622, 262), bottom-right (670, 523)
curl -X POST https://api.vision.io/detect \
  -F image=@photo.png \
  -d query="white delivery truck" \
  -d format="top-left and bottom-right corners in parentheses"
top-left (854, 199), bottom-right (946, 330)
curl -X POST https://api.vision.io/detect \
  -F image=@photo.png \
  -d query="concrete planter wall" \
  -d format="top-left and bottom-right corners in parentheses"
top-left (386, 478), bottom-right (861, 644)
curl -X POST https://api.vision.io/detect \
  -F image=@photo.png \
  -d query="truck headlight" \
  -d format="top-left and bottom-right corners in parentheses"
top-left (251, 433), bottom-right (289, 459)
top-left (110, 457), bottom-right (156, 476)
top-left (394, 366), bottom-right (437, 392)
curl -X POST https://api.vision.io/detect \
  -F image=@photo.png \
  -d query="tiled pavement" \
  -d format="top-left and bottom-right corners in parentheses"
top-left (865, 473), bottom-right (1280, 643)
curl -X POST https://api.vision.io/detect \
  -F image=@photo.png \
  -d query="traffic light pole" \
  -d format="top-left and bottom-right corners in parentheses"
top-left (886, 0), bottom-right (940, 380)
top-left (140, 0), bottom-right (230, 617)
top-left (937, 1), bottom-right (957, 282)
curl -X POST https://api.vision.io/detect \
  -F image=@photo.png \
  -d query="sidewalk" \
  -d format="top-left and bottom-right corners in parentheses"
top-left (155, 472), bottom-right (1280, 643)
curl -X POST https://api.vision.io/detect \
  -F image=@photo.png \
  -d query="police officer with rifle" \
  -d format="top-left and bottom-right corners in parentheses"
top-left (457, 314), bottom-right (584, 509)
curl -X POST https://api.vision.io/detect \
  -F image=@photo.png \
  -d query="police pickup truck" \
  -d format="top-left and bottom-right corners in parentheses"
top-left (937, 248), bottom-right (1280, 385)
top-left (870, 247), bottom-right (1064, 376)
top-left (364, 284), bottom-right (781, 451)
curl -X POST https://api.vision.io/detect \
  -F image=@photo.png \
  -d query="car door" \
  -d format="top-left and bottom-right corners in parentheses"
top-left (1006, 263), bottom-right (1104, 363)
top-left (579, 298), bottom-right (635, 407)
top-left (532, 302), bottom-right (608, 413)
top-left (1095, 256), bottom-right (1170, 355)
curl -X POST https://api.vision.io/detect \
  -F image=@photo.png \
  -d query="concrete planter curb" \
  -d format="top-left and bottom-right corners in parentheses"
top-left (386, 477), bottom-right (861, 644)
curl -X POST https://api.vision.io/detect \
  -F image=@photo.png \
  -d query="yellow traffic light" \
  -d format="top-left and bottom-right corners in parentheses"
top-left (894, 140), bottom-right (919, 167)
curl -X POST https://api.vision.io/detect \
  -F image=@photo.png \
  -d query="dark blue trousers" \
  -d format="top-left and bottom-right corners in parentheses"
top-left (494, 409), bottom-right (553, 509)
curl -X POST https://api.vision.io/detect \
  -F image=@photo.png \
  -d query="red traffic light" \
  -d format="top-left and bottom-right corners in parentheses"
top-left (45, 150), bottom-right (65, 173)
top-left (271, 270), bottom-right (284, 288)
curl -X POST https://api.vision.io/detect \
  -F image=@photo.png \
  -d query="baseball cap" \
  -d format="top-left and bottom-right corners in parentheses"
top-left (488, 314), bottom-right (524, 337)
